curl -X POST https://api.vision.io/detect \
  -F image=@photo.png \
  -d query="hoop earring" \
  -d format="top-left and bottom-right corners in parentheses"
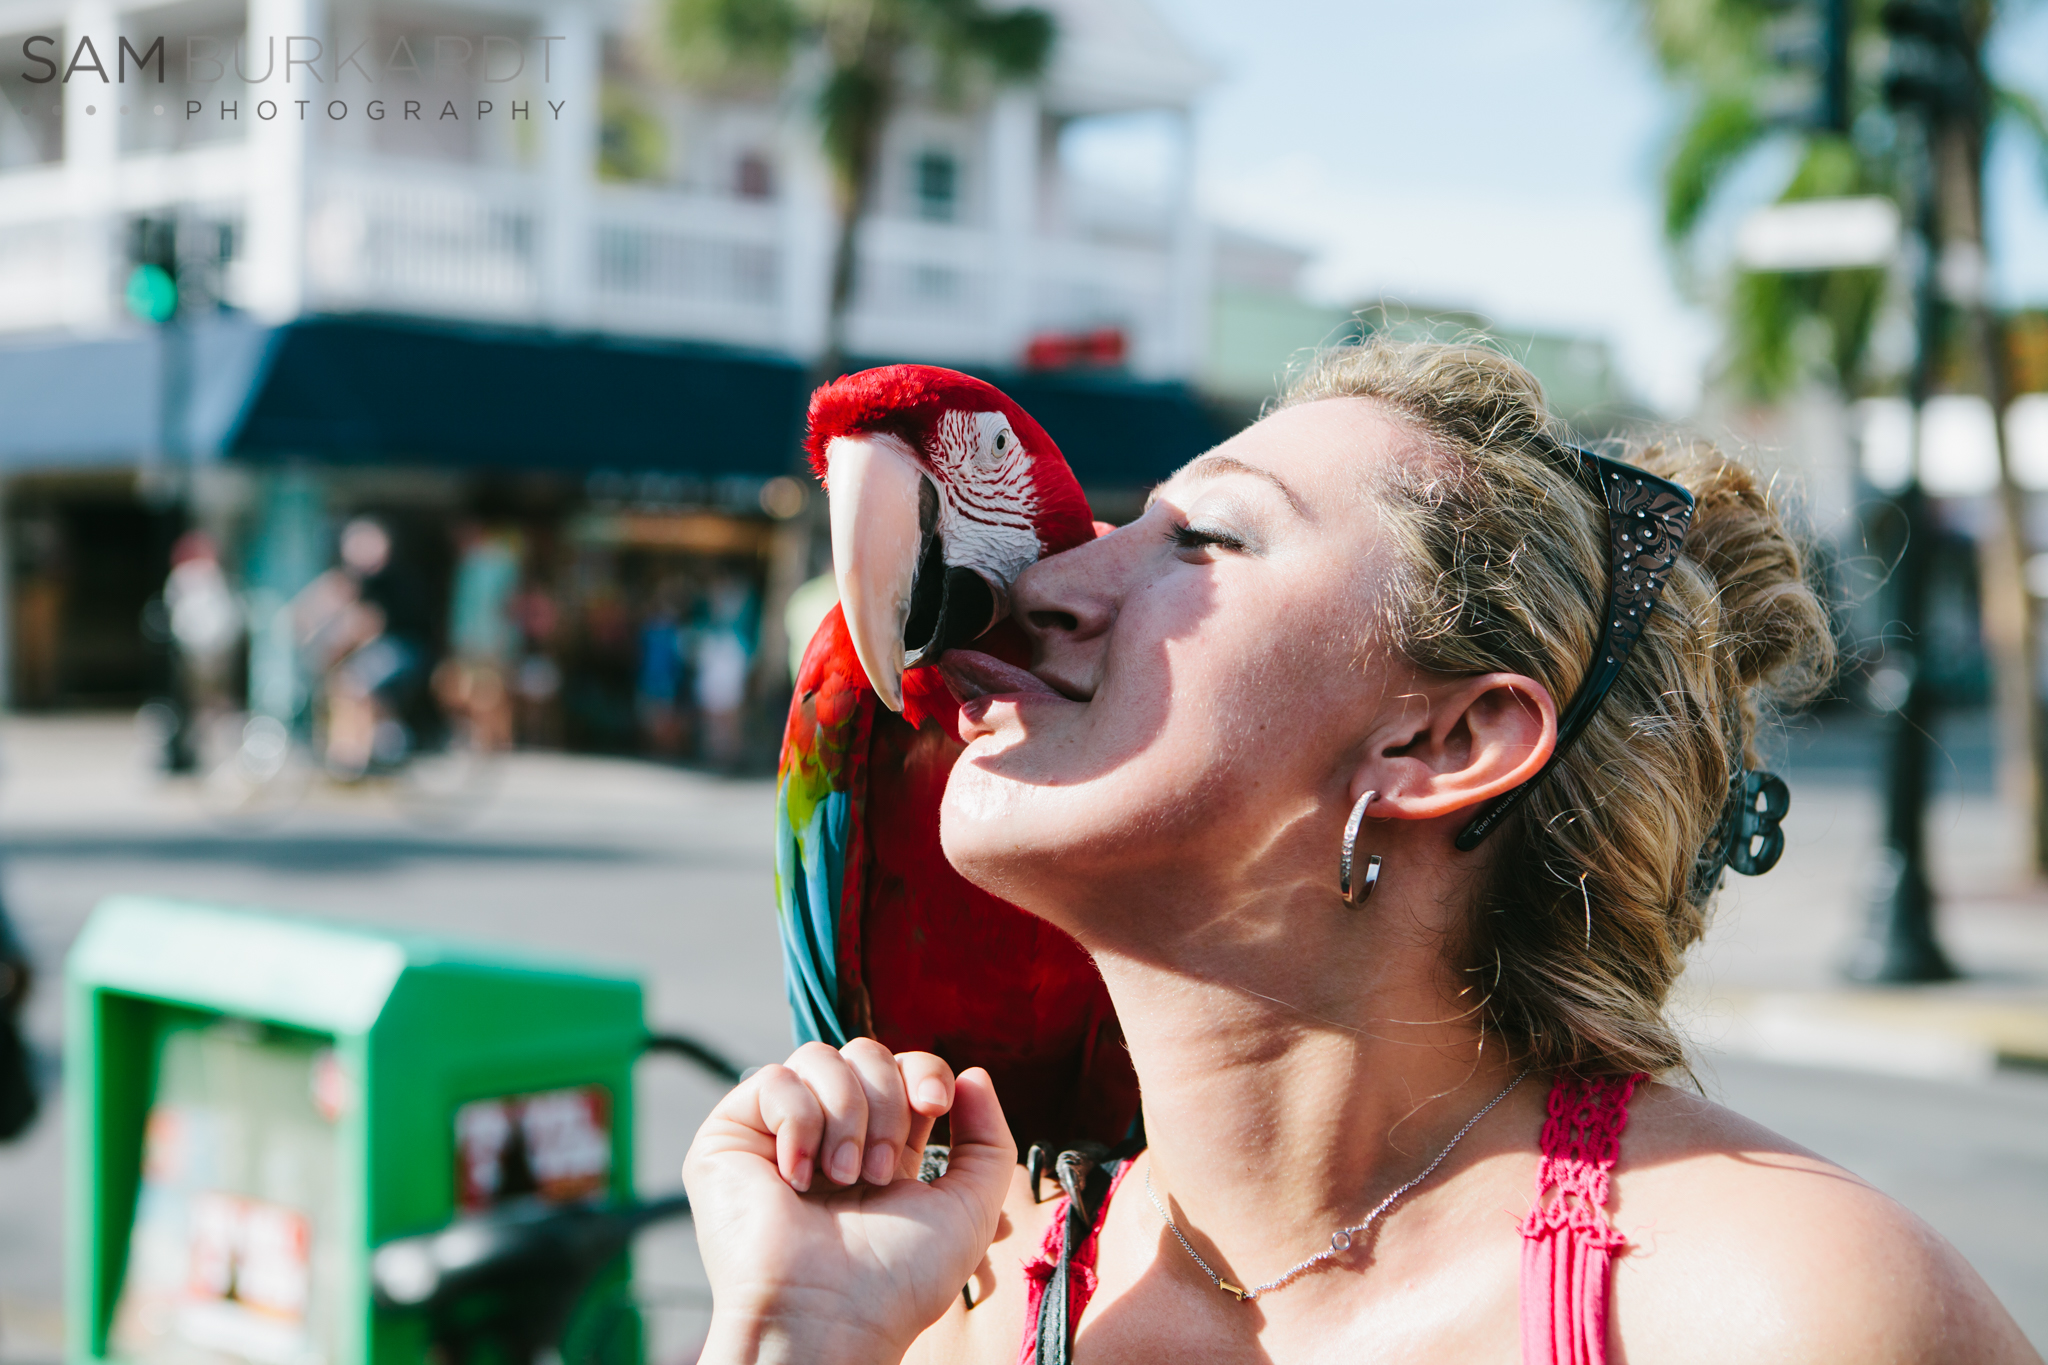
top-left (1340, 790), bottom-right (1382, 906)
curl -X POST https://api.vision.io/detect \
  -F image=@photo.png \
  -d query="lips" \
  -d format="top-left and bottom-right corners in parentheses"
top-left (936, 649), bottom-right (1065, 705)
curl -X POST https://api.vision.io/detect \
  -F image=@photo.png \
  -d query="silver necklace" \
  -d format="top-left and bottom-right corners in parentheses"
top-left (1144, 1068), bottom-right (1531, 1302)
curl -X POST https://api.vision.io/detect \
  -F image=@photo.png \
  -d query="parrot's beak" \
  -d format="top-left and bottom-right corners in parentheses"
top-left (827, 432), bottom-right (1006, 713)
top-left (827, 432), bottom-right (924, 712)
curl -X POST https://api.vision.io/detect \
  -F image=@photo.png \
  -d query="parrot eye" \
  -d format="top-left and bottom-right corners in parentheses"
top-left (993, 430), bottom-right (1009, 454)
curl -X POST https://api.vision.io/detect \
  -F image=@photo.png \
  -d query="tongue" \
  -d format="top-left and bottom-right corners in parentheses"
top-left (936, 649), bottom-right (1061, 704)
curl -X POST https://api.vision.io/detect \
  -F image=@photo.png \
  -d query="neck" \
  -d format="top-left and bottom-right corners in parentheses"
top-left (1083, 871), bottom-right (1527, 1285)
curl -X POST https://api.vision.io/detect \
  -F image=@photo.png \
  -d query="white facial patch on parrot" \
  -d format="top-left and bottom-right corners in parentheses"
top-left (922, 409), bottom-right (1042, 591)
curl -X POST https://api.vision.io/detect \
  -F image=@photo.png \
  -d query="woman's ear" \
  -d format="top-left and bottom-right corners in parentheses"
top-left (1355, 673), bottom-right (1557, 821)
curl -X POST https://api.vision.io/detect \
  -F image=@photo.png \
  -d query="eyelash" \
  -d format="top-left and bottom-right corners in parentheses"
top-left (1167, 522), bottom-right (1245, 553)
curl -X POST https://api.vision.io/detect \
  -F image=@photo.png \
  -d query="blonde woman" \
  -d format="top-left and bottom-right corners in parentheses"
top-left (684, 341), bottom-right (2036, 1364)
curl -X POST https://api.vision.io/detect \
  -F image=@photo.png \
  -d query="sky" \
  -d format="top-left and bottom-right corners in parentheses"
top-left (1063, 0), bottom-right (2048, 417)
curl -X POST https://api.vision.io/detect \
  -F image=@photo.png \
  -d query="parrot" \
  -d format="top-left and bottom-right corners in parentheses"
top-left (774, 364), bottom-right (1141, 1153)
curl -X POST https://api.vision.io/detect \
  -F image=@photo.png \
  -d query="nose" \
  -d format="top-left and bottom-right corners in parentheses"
top-left (1010, 524), bottom-right (1127, 658)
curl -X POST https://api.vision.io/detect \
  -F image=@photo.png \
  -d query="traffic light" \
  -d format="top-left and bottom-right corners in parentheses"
top-left (124, 216), bottom-right (178, 324)
top-left (1759, 0), bottom-right (1852, 134)
top-left (1879, 0), bottom-right (1982, 120)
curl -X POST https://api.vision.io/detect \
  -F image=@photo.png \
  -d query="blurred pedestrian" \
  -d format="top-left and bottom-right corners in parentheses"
top-left (692, 576), bottom-right (755, 769)
top-left (294, 518), bottom-right (427, 778)
top-left (510, 583), bottom-right (565, 748)
top-left (636, 590), bottom-right (691, 759)
top-left (162, 532), bottom-right (243, 751)
top-left (434, 525), bottom-right (521, 753)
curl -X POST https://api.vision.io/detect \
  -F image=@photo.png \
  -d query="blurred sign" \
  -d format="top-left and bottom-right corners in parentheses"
top-left (454, 1084), bottom-right (612, 1213)
top-left (182, 1193), bottom-right (315, 1360)
top-left (1025, 326), bottom-right (1127, 371)
top-left (1736, 196), bottom-right (1900, 271)
top-left (110, 1023), bottom-right (340, 1365)
top-left (1855, 393), bottom-right (2048, 495)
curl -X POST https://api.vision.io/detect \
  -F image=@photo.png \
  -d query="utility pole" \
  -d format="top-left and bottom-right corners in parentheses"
top-left (1757, 0), bottom-right (1852, 134)
top-left (125, 216), bottom-right (198, 773)
top-left (1845, 0), bottom-right (1984, 982)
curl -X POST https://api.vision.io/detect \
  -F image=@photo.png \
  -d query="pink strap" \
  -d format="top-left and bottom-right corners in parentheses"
top-left (1520, 1072), bottom-right (1643, 1365)
top-left (1017, 1159), bottom-right (1132, 1365)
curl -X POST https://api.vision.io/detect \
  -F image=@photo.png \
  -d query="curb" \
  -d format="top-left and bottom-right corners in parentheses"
top-left (1676, 987), bottom-right (2048, 1081)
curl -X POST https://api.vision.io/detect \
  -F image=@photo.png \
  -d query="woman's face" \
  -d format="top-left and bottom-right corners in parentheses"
top-left (938, 397), bottom-right (1422, 938)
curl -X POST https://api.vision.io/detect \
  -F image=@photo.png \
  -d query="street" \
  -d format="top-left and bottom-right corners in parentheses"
top-left (0, 710), bottom-right (2043, 1359)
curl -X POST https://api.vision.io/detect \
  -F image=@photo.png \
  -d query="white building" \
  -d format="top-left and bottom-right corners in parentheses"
top-left (0, 0), bottom-right (1214, 377)
top-left (0, 0), bottom-right (1224, 719)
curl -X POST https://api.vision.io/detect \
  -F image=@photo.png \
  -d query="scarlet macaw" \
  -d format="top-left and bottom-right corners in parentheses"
top-left (775, 365), bottom-right (1140, 1151)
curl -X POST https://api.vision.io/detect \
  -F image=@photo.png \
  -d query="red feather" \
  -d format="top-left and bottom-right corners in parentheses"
top-left (783, 366), bottom-right (1139, 1150)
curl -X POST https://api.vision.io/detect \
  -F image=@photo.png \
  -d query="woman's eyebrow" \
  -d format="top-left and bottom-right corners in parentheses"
top-left (1172, 454), bottom-right (1308, 516)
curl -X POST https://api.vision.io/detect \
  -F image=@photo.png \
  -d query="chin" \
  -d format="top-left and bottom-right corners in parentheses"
top-left (943, 768), bottom-right (1174, 950)
top-left (939, 765), bottom-right (1025, 886)
top-left (940, 766), bottom-right (1078, 918)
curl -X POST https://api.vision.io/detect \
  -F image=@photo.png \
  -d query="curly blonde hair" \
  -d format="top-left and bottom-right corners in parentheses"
top-left (1281, 337), bottom-right (1835, 1076)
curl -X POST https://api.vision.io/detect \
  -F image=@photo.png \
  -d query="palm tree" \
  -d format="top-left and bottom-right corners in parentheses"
top-left (669, 0), bottom-right (1056, 376)
top-left (668, 0), bottom-right (1056, 722)
top-left (1635, 0), bottom-right (2048, 866)
top-left (1646, 0), bottom-right (1887, 396)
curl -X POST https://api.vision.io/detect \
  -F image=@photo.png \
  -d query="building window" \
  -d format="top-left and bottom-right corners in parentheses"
top-left (914, 150), bottom-right (957, 222)
top-left (735, 151), bottom-right (774, 200)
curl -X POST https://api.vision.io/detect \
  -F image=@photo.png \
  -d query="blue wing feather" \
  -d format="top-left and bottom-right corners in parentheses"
top-left (775, 777), bottom-right (851, 1047)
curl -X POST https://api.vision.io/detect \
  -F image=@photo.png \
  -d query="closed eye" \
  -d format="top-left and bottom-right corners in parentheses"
top-left (1168, 522), bottom-right (1245, 553)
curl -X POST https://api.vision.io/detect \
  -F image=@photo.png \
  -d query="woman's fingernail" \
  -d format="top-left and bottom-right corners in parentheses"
top-left (864, 1142), bottom-right (895, 1185)
top-left (791, 1155), bottom-right (812, 1191)
top-left (830, 1138), bottom-right (861, 1185)
top-left (916, 1079), bottom-right (949, 1108)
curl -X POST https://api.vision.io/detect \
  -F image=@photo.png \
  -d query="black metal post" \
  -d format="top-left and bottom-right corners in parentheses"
top-left (1846, 77), bottom-right (1958, 983)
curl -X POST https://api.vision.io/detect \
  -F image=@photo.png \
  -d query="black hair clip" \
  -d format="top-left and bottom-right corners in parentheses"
top-left (1456, 448), bottom-right (1696, 851)
top-left (1693, 769), bottom-right (1790, 895)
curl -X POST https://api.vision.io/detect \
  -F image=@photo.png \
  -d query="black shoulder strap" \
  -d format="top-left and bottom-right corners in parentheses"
top-left (1028, 1147), bottom-right (1127, 1365)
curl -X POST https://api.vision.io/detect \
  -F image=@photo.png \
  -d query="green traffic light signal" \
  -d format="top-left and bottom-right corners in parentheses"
top-left (124, 262), bottom-right (177, 323)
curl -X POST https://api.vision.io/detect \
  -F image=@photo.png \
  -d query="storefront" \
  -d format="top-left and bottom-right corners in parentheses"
top-left (0, 314), bottom-right (1227, 767)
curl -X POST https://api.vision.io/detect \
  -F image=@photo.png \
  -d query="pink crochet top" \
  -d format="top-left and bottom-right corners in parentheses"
top-left (1017, 1071), bottom-right (1643, 1365)
top-left (1520, 1071), bottom-right (1642, 1365)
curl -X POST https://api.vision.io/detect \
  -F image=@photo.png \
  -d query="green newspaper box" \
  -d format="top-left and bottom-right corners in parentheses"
top-left (66, 896), bottom-right (646, 1365)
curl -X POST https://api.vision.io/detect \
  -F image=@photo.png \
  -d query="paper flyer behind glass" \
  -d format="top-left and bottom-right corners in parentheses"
top-left (110, 1021), bottom-right (343, 1365)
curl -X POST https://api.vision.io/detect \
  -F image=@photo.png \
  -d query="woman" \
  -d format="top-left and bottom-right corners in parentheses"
top-left (684, 341), bottom-right (2036, 1364)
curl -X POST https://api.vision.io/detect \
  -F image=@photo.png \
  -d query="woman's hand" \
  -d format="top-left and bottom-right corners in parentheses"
top-left (683, 1039), bottom-right (1016, 1365)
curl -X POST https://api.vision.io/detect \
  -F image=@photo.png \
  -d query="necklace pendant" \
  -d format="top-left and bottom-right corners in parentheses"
top-left (1218, 1280), bottom-right (1249, 1302)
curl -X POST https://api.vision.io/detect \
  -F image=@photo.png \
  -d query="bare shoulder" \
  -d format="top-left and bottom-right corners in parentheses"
top-left (1604, 1081), bottom-right (2038, 1365)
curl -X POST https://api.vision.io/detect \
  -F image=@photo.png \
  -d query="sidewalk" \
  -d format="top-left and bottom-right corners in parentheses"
top-left (1676, 706), bottom-right (2048, 1078)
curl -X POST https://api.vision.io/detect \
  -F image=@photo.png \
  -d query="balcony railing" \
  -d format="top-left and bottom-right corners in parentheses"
top-left (309, 165), bottom-right (541, 319)
top-left (0, 150), bottom-right (1185, 375)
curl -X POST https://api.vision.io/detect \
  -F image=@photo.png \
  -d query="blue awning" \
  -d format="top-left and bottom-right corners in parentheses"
top-left (232, 316), bottom-right (811, 474)
top-left (0, 314), bottom-right (1226, 484)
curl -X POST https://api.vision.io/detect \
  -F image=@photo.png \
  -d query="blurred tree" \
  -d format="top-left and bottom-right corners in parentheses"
top-left (1639, 0), bottom-right (2048, 879)
top-left (667, 0), bottom-right (1055, 721)
top-left (600, 84), bottom-right (670, 183)
top-left (1639, 0), bottom-right (2046, 398)
top-left (667, 0), bottom-right (1055, 374)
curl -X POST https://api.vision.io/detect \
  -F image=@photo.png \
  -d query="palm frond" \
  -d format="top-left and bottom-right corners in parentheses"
top-left (1664, 90), bottom-right (1766, 241)
top-left (667, 0), bottom-right (802, 79)
top-left (1995, 81), bottom-right (2048, 181)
